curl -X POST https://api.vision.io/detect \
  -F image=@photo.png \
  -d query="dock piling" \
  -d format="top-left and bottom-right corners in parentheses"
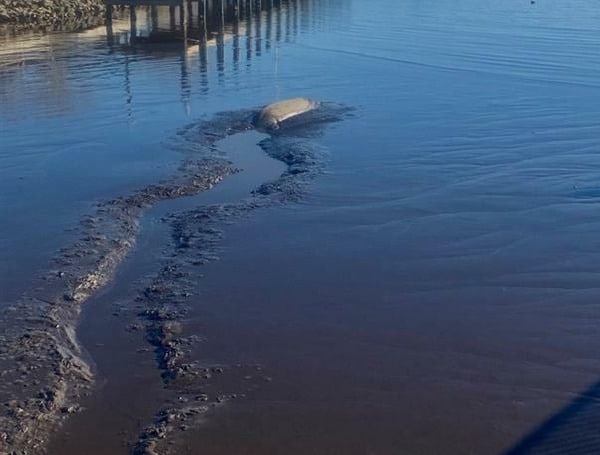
top-left (130, 5), bottom-right (137, 39)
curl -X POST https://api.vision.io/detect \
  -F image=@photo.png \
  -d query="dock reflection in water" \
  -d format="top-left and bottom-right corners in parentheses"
top-left (101, 0), bottom-right (340, 109)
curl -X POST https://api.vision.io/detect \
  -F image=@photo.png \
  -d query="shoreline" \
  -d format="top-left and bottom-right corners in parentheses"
top-left (0, 0), bottom-right (106, 28)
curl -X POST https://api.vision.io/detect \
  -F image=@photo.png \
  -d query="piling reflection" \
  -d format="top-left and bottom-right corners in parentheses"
top-left (103, 0), bottom-right (348, 99)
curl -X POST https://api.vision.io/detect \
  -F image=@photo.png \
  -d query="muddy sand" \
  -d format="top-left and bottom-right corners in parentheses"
top-left (0, 103), bottom-right (349, 455)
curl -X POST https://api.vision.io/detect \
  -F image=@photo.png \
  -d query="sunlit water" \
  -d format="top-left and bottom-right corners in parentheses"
top-left (2, 0), bottom-right (600, 453)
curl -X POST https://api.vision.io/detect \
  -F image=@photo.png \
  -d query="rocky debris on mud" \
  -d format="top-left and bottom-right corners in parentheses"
top-left (132, 406), bottom-right (209, 455)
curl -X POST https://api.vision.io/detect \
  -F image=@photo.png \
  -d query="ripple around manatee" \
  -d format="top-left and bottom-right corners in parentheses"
top-left (0, 102), bottom-right (350, 455)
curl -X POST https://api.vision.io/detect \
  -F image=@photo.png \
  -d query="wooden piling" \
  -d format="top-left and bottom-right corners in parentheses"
top-left (181, 0), bottom-right (188, 44)
top-left (106, 5), bottom-right (114, 44)
top-left (130, 5), bottom-right (137, 39)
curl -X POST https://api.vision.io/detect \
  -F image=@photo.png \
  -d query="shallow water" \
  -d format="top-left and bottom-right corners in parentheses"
top-left (3, 0), bottom-right (600, 453)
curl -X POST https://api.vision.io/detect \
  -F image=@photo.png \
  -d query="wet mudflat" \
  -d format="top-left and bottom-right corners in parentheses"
top-left (46, 131), bottom-right (286, 455)
top-left (3, 0), bottom-right (600, 454)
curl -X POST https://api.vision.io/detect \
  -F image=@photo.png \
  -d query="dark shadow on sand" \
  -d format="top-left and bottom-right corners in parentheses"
top-left (505, 380), bottom-right (600, 454)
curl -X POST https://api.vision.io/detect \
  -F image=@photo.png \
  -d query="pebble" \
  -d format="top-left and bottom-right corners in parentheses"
top-left (60, 406), bottom-right (77, 414)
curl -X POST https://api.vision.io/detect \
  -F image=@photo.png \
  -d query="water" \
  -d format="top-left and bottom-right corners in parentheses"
top-left (2, 0), bottom-right (600, 453)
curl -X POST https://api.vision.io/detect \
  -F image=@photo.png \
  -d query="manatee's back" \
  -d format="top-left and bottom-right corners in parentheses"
top-left (256, 98), bottom-right (317, 129)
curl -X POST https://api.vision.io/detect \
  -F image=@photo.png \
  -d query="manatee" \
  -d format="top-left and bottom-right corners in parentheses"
top-left (255, 97), bottom-right (319, 130)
